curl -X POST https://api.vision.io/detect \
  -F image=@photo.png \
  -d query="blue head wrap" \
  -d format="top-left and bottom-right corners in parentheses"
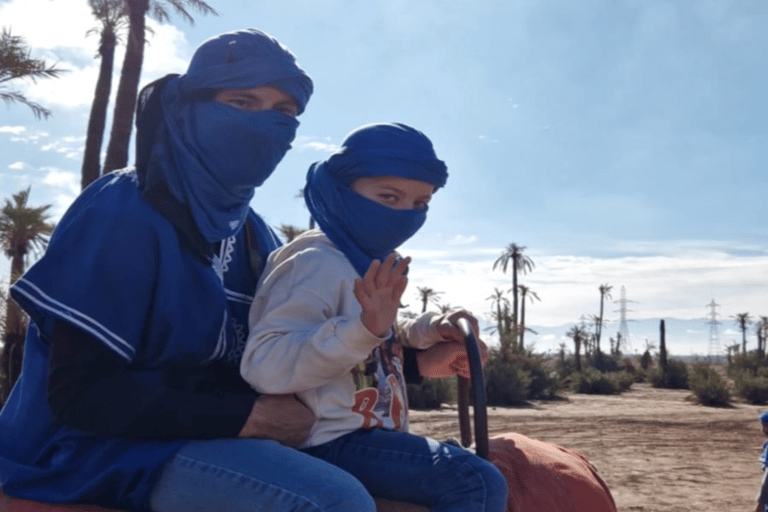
top-left (760, 411), bottom-right (768, 424)
top-left (140, 29), bottom-right (313, 243)
top-left (305, 123), bottom-right (448, 276)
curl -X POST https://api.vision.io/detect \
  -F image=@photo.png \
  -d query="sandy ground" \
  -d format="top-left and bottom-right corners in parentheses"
top-left (408, 382), bottom-right (765, 512)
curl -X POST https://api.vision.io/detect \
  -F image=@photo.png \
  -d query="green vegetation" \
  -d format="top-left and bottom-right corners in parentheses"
top-left (688, 364), bottom-right (730, 406)
top-left (407, 378), bottom-right (457, 410)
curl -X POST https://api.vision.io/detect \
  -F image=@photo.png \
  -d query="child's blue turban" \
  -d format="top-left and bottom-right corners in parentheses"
top-left (304, 123), bottom-right (448, 276)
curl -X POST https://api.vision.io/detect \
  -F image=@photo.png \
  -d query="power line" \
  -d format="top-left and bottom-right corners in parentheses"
top-left (706, 299), bottom-right (721, 361)
top-left (613, 286), bottom-right (637, 354)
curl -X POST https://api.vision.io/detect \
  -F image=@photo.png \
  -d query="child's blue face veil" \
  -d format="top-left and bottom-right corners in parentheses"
top-left (140, 29), bottom-right (313, 243)
top-left (305, 123), bottom-right (448, 276)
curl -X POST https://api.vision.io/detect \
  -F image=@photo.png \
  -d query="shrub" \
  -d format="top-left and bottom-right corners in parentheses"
top-left (733, 370), bottom-right (768, 405)
top-left (649, 359), bottom-right (689, 389)
top-left (639, 349), bottom-right (653, 371)
top-left (484, 349), bottom-right (531, 406)
top-left (590, 352), bottom-right (620, 373)
top-left (509, 352), bottom-right (562, 400)
top-left (689, 363), bottom-right (730, 406)
top-left (407, 377), bottom-right (457, 410)
top-left (570, 368), bottom-right (618, 395)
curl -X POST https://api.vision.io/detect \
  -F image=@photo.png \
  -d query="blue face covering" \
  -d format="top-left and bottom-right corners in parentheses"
top-left (157, 88), bottom-right (299, 240)
top-left (139, 29), bottom-right (313, 243)
top-left (305, 123), bottom-right (448, 276)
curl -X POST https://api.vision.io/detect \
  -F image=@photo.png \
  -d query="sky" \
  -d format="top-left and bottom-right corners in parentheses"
top-left (1, 0), bottom-right (766, 355)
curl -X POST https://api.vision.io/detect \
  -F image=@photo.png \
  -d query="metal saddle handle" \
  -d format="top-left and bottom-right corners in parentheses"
top-left (456, 317), bottom-right (489, 459)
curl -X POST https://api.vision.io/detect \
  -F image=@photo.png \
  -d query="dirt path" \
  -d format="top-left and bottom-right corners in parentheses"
top-left (408, 383), bottom-right (765, 512)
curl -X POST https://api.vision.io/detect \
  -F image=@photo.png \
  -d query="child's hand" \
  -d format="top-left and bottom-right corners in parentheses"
top-left (354, 253), bottom-right (410, 338)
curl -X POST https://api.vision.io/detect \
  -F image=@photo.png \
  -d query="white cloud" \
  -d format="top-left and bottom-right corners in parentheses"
top-left (7, 162), bottom-right (25, 170)
top-left (41, 167), bottom-right (79, 195)
top-left (40, 136), bottom-right (85, 159)
top-left (2, 0), bottom-right (191, 110)
top-left (0, 0), bottom-right (94, 50)
top-left (4, 130), bottom-right (50, 144)
top-left (295, 136), bottom-right (339, 153)
top-left (0, 126), bottom-right (26, 135)
top-left (400, 238), bottom-right (768, 335)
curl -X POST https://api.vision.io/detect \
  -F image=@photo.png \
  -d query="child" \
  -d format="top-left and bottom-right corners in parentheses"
top-left (241, 122), bottom-right (508, 512)
top-left (756, 411), bottom-right (768, 512)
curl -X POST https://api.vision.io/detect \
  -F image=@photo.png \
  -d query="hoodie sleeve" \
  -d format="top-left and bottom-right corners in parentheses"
top-left (241, 242), bottom-right (389, 394)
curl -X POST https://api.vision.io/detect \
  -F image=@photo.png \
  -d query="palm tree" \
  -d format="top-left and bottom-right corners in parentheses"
top-left (0, 188), bottom-right (55, 401)
top-left (758, 316), bottom-right (768, 360)
top-left (416, 286), bottom-right (442, 314)
top-left (567, 324), bottom-right (588, 372)
top-left (81, 0), bottom-right (128, 190)
top-left (596, 283), bottom-right (612, 355)
top-left (493, 243), bottom-right (534, 346)
top-left (276, 224), bottom-right (306, 243)
top-left (486, 288), bottom-right (509, 336)
top-left (103, 0), bottom-right (217, 172)
top-left (587, 312), bottom-right (605, 358)
top-left (0, 27), bottom-right (67, 119)
top-left (732, 312), bottom-right (752, 354)
top-left (517, 284), bottom-right (539, 352)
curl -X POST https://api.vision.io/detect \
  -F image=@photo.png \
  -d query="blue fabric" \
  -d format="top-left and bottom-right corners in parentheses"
top-left (180, 29), bottom-right (312, 115)
top-left (1, 171), bottom-right (281, 511)
top-left (304, 123), bottom-right (448, 276)
top-left (149, 438), bottom-right (375, 512)
top-left (303, 429), bottom-right (508, 512)
top-left (760, 411), bottom-right (768, 424)
top-left (761, 441), bottom-right (768, 469)
top-left (155, 78), bottom-right (299, 243)
top-left (143, 28), bottom-right (312, 244)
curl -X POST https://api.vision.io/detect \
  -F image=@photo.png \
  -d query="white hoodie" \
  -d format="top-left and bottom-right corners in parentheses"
top-left (241, 229), bottom-right (441, 448)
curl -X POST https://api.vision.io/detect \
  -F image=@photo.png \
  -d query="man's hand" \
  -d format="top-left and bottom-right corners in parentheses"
top-left (238, 394), bottom-right (314, 448)
top-left (430, 310), bottom-right (488, 362)
top-left (354, 253), bottom-right (410, 338)
top-left (417, 342), bottom-right (471, 378)
top-left (416, 309), bottom-right (489, 378)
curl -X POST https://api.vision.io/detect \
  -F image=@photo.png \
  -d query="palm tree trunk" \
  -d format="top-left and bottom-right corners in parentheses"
top-left (81, 26), bottom-right (117, 189)
top-left (511, 260), bottom-right (519, 351)
top-left (2, 254), bottom-right (26, 402)
top-left (519, 297), bottom-right (526, 351)
top-left (5, 253), bottom-right (25, 338)
top-left (103, 0), bottom-right (147, 172)
top-left (574, 337), bottom-right (581, 372)
top-left (597, 298), bottom-right (604, 355)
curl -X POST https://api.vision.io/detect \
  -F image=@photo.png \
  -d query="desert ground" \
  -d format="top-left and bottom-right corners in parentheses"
top-left (408, 382), bottom-right (764, 512)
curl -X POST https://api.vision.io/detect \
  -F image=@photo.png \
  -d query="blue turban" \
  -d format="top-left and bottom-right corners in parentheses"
top-left (139, 28), bottom-right (313, 243)
top-left (305, 122), bottom-right (448, 276)
top-left (760, 411), bottom-right (768, 424)
top-left (180, 28), bottom-right (312, 115)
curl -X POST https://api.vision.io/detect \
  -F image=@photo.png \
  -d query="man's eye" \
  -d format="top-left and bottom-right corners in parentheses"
top-left (276, 106), bottom-right (298, 117)
top-left (379, 194), bottom-right (398, 203)
top-left (414, 201), bottom-right (429, 210)
top-left (228, 99), bottom-right (251, 109)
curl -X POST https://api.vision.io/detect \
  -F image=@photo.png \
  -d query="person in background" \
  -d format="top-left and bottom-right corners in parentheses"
top-left (755, 411), bottom-right (768, 512)
top-left (242, 122), bottom-right (509, 512)
top-left (0, 28), bottom-right (379, 512)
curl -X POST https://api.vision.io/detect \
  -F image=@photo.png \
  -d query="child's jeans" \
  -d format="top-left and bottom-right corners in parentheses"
top-left (303, 429), bottom-right (508, 512)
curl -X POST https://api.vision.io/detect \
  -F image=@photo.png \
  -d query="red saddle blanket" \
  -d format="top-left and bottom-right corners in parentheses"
top-left (488, 432), bottom-right (616, 512)
top-left (0, 433), bottom-right (615, 512)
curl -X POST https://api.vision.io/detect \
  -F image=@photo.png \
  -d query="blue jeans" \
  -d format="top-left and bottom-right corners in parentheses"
top-left (149, 438), bottom-right (375, 512)
top-left (303, 429), bottom-right (509, 512)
